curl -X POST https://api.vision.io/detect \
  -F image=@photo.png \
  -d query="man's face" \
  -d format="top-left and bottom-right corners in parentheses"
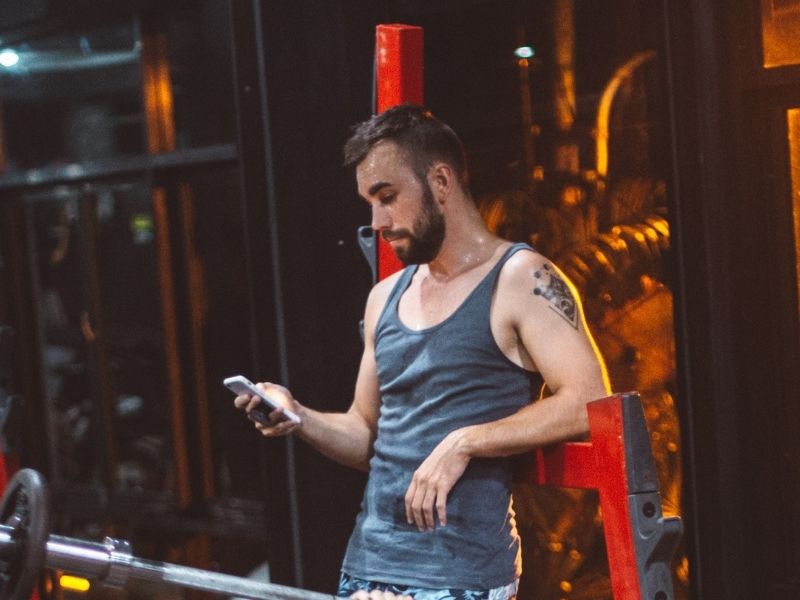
top-left (356, 141), bottom-right (445, 264)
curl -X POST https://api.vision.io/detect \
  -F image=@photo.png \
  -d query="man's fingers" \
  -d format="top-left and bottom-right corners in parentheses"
top-left (407, 483), bottom-right (426, 531)
top-left (421, 484), bottom-right (437, 531)
top-left (268, 407), bottom-right (286, 421)
top-left (410, 492), bottom-right (425, 531)
top-left (254, 419), bottom-right (297, 437)
top-left (405, 474), bottom-right (437, 531)
top-left (404, 481), bottom-right (416, 525)
top-left (436, 484), bottom-right (448, 527)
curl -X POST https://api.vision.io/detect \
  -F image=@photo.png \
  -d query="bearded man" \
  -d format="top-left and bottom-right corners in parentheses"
top-left (235, 104), bottom-right (610, 600)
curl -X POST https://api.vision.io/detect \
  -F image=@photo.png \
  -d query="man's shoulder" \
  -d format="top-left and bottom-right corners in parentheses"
top-left (368, 269), bottom-right (405, 303)
top-left (495, 247), bottom-right (572, 313)
top-left (497, 245), bottom-right (549, 284)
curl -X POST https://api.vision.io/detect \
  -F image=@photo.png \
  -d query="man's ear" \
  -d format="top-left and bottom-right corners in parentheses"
top-left (430, 162), bottom-right (454, 202)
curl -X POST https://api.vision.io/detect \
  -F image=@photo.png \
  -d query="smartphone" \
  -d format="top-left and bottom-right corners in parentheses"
top-left (223, 375), bottom-right (301, 425)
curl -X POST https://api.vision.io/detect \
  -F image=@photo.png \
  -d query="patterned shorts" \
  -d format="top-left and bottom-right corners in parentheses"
top-left (336, 572), bottom-right (518, 600)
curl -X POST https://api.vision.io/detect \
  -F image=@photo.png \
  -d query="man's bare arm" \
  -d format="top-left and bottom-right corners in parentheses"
top-left (457, 251), bottom-right (611, 454)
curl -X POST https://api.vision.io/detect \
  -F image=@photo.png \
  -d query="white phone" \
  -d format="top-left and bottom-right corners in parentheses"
top-left (223, 375), bottom-right (301, 425)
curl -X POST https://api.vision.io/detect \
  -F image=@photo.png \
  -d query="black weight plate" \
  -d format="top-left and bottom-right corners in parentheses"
top-left (0, 469), bottom-right (50, 600)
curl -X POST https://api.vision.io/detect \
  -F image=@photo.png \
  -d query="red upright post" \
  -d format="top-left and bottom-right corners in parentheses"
top-left (0, 454), bottom-right (7, 489)
top-left (374, 24), bottom-right (424, 281)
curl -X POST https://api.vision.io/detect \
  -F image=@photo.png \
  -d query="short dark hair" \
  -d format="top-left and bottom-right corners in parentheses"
top-left (343, 104), bottom-right (469, 189)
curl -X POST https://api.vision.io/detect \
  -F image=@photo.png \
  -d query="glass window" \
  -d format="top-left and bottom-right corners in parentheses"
top-left (0, 0), bottom-right (237, 175)
top-left (0, 21), bottom-right (145, 172)
top-left (9, 164), bottom-right (256, 497)
top-left (15, 182), bottom-right (171, 499)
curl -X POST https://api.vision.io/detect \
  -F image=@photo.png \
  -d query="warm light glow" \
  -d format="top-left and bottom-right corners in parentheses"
top-left (787, 108), bottom-right (800, 321)
top-left (59, 575), bottom-right (91, 592)
top-left (553, 0), bottom-right (575, 132)
top-left (0, 50), bottom-right (19, 67)
top-left (143, 34), bottom-right (176, 153)
top-left (762, 0), bottom-right (800, 68)
top-left (595, 50), bottom-right (657, 177)
top-left (514, 45), bottom-right (534, 59)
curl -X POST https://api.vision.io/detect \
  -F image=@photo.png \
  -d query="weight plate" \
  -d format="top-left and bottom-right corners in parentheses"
top-left (0, 469), bottom-right (50, 600)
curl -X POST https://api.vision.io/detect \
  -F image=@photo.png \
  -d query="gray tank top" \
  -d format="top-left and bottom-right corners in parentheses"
top-left (342, 243), bottom-right (544, 590)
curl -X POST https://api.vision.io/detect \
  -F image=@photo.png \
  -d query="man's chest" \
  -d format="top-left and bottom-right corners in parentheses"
top-left (397, 269), bottom-right (490, 330)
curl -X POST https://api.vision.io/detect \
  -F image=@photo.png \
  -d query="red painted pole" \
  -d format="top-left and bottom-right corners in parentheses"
top-left (0, 454), bottom-right (6, 489)
top-left (374, 24), bottom-right (424, 281)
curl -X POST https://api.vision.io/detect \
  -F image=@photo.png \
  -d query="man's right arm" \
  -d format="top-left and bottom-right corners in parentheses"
top-left (234, 274), bottom-right (397, 471)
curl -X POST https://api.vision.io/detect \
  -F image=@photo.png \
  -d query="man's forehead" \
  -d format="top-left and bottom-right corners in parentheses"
top-left (358, 140), bottom-right (403, 171)
top-left (356, 141), bottom-right (414, 193)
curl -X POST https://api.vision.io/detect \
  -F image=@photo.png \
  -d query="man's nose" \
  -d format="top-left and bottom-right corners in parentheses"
top-left (371, 204), bottom-right (391, 231)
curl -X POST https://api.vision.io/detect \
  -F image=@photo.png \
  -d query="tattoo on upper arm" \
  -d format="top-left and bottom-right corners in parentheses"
top-left (532, 264), bottom-right (579, 329)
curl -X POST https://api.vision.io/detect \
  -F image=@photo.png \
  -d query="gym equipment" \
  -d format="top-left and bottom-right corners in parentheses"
top-left (0, 469), bottom-right (335, 600)
top-left (514, 392), bottom-right (683, 600)
top-left (0, 393), bottom-right (682, 600)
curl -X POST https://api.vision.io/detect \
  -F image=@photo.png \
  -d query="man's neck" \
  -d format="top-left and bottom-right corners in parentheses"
top-left (425, 207), bottom-right (504, 282)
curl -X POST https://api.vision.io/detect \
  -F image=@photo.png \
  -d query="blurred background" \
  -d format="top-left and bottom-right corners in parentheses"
top-left (1, 1), bottom-right (799, 599)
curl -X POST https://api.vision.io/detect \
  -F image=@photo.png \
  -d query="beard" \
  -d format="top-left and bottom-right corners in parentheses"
top-left (383, 183), bottom-right (445, 265)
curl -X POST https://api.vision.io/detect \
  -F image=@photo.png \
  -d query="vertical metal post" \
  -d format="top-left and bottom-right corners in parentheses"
top-left (228, 0), bottom-right (304, 586)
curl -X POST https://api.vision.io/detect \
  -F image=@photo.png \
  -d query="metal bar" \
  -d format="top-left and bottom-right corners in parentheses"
top-left (0, 526), bottom-right (14, 559)
top-left (0, 144), bottom-right (238, 194)
top-left (248, 0), bottom-right (304, 586)
top-left (76, 191), bottom-right (119, 494)
top-left (118, 559), bottom-right (334, 600)
top-left (227, 0), bottom-right (308, 584)
top-left (0, 526), bottom-right (335, 600)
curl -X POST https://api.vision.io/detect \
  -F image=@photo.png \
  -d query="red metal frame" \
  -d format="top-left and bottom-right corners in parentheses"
top-left (374, 24), bottom-right (423, 281)
top-left (514, 392), bottom-right (680, 600)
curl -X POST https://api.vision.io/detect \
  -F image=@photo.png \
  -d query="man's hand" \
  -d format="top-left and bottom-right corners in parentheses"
top-left (233, 382), bottom-right (301, 437)
top-left (349, 591), bottom-right (412, 600)
top-left (404, 428), bottom-right (472, 531)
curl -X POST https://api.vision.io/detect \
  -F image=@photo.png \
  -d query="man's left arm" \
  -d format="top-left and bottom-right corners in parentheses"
top-left (404, 251), bottom-right (611, 531)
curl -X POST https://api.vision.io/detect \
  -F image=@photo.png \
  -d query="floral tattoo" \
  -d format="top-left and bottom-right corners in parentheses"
top-left (532, 264), bottom-right (578, 329)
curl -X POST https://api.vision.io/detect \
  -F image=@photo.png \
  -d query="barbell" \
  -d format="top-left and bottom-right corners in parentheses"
top-left (0, 469), bottom-right (335, 600)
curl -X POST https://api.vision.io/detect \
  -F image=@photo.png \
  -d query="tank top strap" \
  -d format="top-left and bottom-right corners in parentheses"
top-left (376, 265), bottom-right (418, 334)
top-left (479, 242), bottom-right (535, 294)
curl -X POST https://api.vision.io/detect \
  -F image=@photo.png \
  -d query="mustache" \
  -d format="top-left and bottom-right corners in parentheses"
top-left (381, 229), bottom-right (412, 242)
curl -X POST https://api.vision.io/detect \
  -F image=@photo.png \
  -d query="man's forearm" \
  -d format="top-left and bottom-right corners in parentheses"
top-left (294, 403), bottom-right (376, 471)
top-left (456, 390), bottom-right (600, 459)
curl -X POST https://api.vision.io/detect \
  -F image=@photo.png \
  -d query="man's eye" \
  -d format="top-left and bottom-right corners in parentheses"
top-left (379, 194), bottom-right (396, 205)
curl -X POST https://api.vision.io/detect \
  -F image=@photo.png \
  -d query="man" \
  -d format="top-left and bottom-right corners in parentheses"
top-left (235, 104), bottom-right (610, 600)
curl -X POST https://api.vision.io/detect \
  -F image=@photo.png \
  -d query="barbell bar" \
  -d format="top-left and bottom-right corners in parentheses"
top-left (0, 469), bottom-right (336, 600)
